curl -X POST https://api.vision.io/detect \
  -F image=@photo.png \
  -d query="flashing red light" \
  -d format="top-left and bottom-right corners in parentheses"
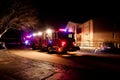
top-left (61, 41), bottom-right (66, 46)
top-left (26, 35), bottom-right (32, 38)
top-left (59, 28), bottom-right (73, 32)
top-left (59, 29), bottom-right (67, 32)
top-left (58, 48), bottom-right (62, 52)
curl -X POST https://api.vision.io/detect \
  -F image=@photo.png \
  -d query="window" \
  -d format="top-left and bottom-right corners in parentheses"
top-left (58, 32), bottom-right (74, 39)
top-left (68, 34), bottom-right (73, 38)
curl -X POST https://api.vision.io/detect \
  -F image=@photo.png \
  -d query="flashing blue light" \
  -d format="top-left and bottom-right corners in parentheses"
top-left (49, 40), bottom-right (52, 44)
top-left (25, 40), bottom-right (29, 44)
top-left (68, 29), bottom-right (73, 32)
top-left (25, 40), bottom-right (31, 45)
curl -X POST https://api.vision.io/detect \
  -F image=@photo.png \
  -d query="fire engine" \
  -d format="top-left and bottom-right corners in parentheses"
top-left (25, 28), bottom-right (80, 53)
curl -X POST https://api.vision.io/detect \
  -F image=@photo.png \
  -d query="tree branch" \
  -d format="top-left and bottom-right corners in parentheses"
top-left (0, 28), bottom-right (9, 38)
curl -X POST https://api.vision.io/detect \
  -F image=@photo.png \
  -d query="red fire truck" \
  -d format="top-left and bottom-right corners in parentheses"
top-left (27, 28), bottom-right (80, 53)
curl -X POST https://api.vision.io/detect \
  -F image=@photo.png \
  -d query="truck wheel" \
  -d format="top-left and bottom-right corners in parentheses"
top-left (32, 45), bottom-right (36, 50)
top-left (32, 47), bottom-right (36, 50)
top-left (62, 50), bottom-right (67, 54)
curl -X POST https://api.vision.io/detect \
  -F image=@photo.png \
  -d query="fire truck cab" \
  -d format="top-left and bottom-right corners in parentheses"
top-left (30, 28), bottom-right (80, 53)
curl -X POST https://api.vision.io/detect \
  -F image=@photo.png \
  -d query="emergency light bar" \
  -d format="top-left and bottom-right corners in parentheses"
top-left (32, 31), bottom-right (42, 36)
top-left (33, 33), bottom-right (37, 36)
top-left (59, 29), bottom-right (67, 32)
top-left (58, 28), bottom-right (73, 32)
top-left (26, 35), bottom-right (32, 38)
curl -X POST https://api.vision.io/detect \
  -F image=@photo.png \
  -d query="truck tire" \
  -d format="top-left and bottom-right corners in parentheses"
top-left (31, 44), bottom-right (36, 50)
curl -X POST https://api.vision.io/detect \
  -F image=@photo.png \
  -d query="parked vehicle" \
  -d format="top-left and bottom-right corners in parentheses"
top-left (100, 42), bottom-right (120, 53)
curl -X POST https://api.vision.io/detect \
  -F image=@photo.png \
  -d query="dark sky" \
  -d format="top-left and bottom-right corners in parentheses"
top-left (32, 0), bottom-right (119, 27)
top-left (0, 0), bottom-right (120, 28)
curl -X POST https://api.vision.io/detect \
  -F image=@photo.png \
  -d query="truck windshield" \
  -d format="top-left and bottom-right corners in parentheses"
top-left (58, 32), bottom-right (74, 39)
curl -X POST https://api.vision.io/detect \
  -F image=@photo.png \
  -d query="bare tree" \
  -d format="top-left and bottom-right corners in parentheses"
top-left (0, 0), bottom-right (39, 38)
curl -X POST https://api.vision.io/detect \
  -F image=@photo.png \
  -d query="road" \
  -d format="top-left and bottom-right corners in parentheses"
top-left (9, 48), bottom-right (120, 70)
top-left (0, 46), bottom-right (120, 80)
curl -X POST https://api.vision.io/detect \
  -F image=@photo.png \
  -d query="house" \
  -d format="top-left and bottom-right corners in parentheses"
top-left (66, 17), bottom-right (120, 48)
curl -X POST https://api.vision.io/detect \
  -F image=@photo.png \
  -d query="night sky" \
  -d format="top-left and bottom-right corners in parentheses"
top-left (0, 0), bottom-right (119, 28)
top-left (30, 0), bottom-right (120, 27)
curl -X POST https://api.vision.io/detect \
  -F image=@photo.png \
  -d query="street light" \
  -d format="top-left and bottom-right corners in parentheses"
top-left (46, 29), bottom-right (52, 34)
top-left (38, 32), bottom-right (42, 36)
top-left (33, 33), bottom-right (37, 36)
